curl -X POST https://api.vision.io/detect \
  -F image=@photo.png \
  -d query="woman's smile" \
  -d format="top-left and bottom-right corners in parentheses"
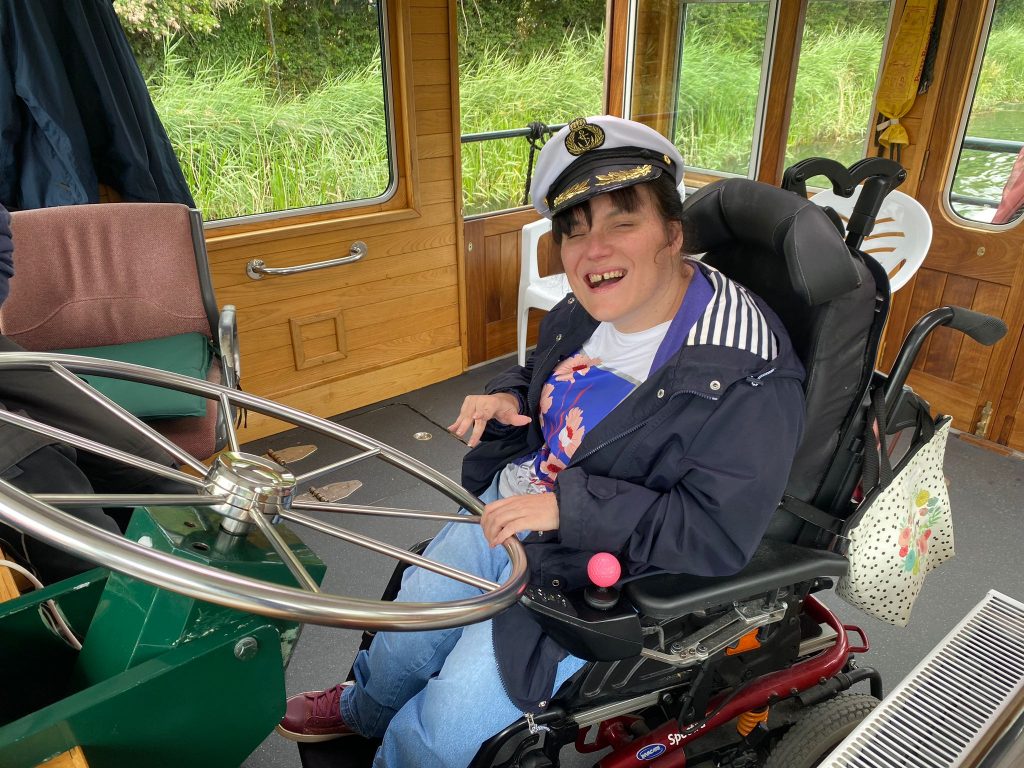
top-left (562, 188), bottom-right (690, 333)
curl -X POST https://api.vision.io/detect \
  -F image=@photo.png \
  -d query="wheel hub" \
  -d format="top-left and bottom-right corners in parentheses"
top-left (204, 452), bottom-right (295, 535)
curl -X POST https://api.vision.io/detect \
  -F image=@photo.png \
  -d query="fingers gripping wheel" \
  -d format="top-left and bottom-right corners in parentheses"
top-left (0, 352), bottom-right (528, 631)
top-left (585, 552), bottom-right (621, 610)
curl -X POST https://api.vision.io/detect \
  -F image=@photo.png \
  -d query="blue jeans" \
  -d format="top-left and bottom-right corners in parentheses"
top-left (340, 479), bottom-right (586, 768)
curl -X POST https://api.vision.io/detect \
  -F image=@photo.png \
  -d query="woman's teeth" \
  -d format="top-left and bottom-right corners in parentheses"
top-left (588, 270), bottom-right (625, 286)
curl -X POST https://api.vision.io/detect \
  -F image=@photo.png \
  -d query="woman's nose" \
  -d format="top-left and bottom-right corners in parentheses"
top-left (582, 232), bottom-right (612, 260)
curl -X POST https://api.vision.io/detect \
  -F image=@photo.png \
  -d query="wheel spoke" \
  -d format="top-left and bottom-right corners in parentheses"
top-left (219, 391), bottom-right (240, 453)
top-left (280, 509), bottom-right (499, 592)
top-left (36, 494), bottom-right (219, 508)
top-left (246, 507), bottom-right (321, 593)
top-left (48, 363), bottom-right (209, 475)
top-left (294, 448), bottom-right (381, 485)
top-left (291, 500), bottom-right (479, 525)
top-left (0, 408), bottom-right (206, 489)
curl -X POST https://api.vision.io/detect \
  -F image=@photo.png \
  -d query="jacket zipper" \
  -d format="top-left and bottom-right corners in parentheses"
top-left (528, 299), bottom-right (585, 412)
top-left (568, 389), bottom-right (719, 466)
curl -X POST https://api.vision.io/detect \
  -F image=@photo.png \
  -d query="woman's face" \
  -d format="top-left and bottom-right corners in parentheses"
top-left (560, 187), bottom-right (686, 333)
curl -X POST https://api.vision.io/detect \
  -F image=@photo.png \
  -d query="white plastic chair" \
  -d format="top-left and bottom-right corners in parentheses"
top-left (810, 187), bottom-right (932, 293)
top-left (517, 217), bottom-right (570, 366)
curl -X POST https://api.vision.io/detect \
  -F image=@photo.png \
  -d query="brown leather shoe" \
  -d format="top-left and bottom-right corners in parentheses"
top-left (276, 682), bottom-right (358, 742)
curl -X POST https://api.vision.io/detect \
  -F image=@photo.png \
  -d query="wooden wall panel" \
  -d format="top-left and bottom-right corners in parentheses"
top-left (203, 0), bottom-right (464, 441)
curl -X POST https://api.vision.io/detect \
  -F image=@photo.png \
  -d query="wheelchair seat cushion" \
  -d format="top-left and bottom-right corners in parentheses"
top-left (624, 538), bottom-right (848, 619)
top-left (57, 332), bottom-right (212, 420)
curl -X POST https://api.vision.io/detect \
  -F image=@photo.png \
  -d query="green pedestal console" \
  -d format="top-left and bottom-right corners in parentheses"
top-left (0, 506), bottom-right (325, 768)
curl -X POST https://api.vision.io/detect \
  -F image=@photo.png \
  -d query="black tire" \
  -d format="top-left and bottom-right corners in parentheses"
top-left (763, 693), bottom-right (879, 768)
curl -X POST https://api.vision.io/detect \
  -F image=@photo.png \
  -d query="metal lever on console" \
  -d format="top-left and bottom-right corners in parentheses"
top-left (246, 240), bottom-right (367, 280)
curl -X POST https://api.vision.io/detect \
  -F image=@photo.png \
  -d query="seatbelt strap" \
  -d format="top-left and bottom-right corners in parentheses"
top-left (780, 494), bottom-right (844, 536)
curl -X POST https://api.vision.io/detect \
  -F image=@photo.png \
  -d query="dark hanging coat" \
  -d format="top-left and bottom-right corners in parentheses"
top-left (0, 0), bottom-right (194, 210)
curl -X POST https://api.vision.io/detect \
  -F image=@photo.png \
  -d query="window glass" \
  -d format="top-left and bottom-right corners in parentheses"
top-left (115, 0), bottom-right (392, 222)
top-left (458, 0), bottom-right (607, 217)
top-left (674, 1), bottom-right (772, 176)
top-left (948, 0), bottom-right (1024, 225)
top-left (785, 1), bottom-right (893, 169)
top-left (628, 1), bottom-right (775, 178)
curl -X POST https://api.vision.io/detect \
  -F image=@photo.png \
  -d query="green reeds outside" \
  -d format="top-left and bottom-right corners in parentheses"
top-left (148, 45), bottom-right (389, 220)
top-left (146, 27), bottom-right (1024, 221)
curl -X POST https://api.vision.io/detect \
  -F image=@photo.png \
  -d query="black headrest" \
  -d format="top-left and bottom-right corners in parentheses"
top-left (682, 179), bottom-right (861, 306)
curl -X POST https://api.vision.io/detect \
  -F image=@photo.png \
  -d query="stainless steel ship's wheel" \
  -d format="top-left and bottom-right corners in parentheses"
top-left (0, 352), bottom-right (527, 631)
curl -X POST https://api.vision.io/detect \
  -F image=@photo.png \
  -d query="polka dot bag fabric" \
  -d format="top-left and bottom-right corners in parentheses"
top-left (836, 416), bottom-right (954, 627)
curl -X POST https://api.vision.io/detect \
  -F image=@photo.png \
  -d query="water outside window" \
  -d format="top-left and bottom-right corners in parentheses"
top-left (948, 0), bottom-right (1024, 225)
top-left (784, 0), bottom-right (893, 170)
top-left (115, 0), bottom-right (392, 222)
top-left (457, 0), bottom-right (607, 217)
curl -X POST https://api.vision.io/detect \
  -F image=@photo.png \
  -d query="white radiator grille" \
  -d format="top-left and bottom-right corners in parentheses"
top-left (821, 590), bottom-right (1024, 768)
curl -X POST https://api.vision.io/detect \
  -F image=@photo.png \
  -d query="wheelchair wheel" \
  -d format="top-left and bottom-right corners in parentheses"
top-left (763, 693), bottom-right (878, 768)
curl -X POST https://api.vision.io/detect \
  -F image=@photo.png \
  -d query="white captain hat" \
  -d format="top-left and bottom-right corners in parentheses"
top-left (530, 115), bottom-right (685, 219)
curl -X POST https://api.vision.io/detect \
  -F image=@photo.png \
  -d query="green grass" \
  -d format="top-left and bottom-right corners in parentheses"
top-left (149, 47), bottom-right (389, 220)
top-left (146, 26), bottom-right (1024, 220)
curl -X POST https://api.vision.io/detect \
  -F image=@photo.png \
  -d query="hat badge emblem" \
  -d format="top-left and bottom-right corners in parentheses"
top-left (564, 118), bottom-right (606, 156)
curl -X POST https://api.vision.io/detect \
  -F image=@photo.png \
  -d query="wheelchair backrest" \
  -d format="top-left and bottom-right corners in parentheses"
top-left (682, 179), bottom-right (890, 542)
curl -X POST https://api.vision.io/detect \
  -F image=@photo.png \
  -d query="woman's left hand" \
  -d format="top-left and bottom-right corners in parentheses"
top-left (481, 493), bottom-right (559, 547)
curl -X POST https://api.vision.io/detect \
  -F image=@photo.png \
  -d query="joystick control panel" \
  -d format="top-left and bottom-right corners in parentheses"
top-left (521, 554), bottom-right (642, 662)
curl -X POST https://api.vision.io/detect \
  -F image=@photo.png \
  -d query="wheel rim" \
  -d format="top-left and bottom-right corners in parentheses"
top-left (0, 352), bottom-right (528, 630)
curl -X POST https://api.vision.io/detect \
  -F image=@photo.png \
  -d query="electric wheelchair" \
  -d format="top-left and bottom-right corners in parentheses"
top-left (306, 163), bottom-right (1007, 768)
top-left (0, 164), bottom-right (1006, 768)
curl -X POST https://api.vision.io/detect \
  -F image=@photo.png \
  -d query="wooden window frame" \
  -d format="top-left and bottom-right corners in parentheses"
top-left (203, 0), bottom-right (428, 241)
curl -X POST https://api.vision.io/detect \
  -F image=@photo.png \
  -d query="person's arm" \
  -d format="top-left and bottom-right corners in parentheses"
top-left (555, 376), bottom-right (805, 577)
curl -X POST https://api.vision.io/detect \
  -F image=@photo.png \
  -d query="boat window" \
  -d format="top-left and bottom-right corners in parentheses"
top-left (627, 0), bottom-right (778, 179)
top-left (459, 0), bottom-right (608, 217)
top-left (946, 0), bottom-right (1024, 226)
top-left (115, 0), bottom-right (395, 225)
top-left (785, 0), bottom-right (894, 170)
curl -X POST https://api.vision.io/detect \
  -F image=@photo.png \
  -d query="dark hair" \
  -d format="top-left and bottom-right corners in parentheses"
top-left (551, 173), bottom-right (684, 244)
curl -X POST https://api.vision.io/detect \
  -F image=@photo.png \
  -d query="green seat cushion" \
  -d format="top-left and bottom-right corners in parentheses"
top-left (58, 333), bottom-right (212, 420)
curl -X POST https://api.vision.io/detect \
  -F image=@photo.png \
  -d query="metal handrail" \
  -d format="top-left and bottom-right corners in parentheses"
top-left (461, 123), bottom-right (567, 144)
top-left (950, 192), bottom-right (1000, 210)
top-left (963, 136), bottom-right (1023, 155)
top-left (246, 241), bottom-right (367, 280)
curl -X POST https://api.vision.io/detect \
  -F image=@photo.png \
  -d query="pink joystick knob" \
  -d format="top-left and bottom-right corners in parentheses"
top-left (587, 553), bottom-right (621, 588)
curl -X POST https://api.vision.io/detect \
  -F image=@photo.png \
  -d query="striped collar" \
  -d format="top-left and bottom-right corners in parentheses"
top-left (685, 260), bottom-right (779, 361)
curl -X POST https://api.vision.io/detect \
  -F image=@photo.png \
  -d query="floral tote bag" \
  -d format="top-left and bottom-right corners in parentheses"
top-left (836, 409), bottom-right (954, 627)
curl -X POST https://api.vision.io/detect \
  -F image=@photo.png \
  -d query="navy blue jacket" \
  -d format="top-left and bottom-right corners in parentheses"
top-left (464, 262), bottom-right (806, 712)
top-left (0, 205), bottom-right (11, 305)
top-left (0, 1), bottom-right (194, 210)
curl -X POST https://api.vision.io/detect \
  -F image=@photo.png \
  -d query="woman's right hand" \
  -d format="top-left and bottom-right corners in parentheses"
top-left (447, 393), bottom-right (531, 447)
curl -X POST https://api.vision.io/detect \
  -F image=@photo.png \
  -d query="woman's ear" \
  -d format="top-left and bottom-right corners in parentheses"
top-left (667, 219), bottom-right (683, 252)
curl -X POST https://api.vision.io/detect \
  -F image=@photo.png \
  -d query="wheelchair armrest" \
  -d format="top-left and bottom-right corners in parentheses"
top-left (624, 539), bottom-right (847, 620)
